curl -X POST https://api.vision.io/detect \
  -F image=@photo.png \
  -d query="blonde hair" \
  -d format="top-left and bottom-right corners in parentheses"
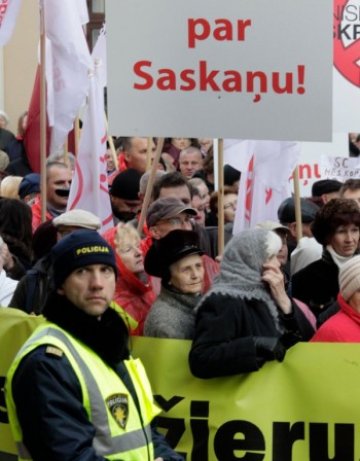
top-left (0, 176), bottom-right (23, 199)
top-left (114, 222), bottom-right (140, 254)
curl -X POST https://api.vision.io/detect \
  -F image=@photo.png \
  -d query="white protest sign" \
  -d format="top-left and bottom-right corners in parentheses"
top-left (333, 0), bottom-right (360, 132)
top-left (320, 155), bottom-right (360, 180)
top-left (106, 0), bottom-right (332, 141)
top-left (296, 134), bottom-right (348, 196)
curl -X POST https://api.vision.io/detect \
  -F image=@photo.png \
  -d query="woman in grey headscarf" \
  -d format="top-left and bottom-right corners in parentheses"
top-left (189, 228), bottom-right (314, 378)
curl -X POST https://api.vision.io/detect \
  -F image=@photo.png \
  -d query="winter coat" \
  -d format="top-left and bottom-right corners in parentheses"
top-left (189, 293), bottom-right (314, 377)
top-left (311, 294), bottom-right (360, 342)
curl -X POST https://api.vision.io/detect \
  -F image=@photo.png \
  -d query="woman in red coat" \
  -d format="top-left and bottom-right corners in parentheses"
top-left (312, 255), bottom-right (360, 342)
top-left (104, 223), bottom-right (156, 335)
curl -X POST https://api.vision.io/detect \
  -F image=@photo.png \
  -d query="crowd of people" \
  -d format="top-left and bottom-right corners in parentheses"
top-left (1, 112), bottom-right (360, 460)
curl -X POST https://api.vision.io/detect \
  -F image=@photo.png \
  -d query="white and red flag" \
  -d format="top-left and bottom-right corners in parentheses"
top-left (67, 65), bottom-right (113, 232)
top-left (42, 0), bottom-right (92, 154)
top-left (0, 0), bottom-right (23, 46)
top-left (224, 140), bottom-right (300, 234)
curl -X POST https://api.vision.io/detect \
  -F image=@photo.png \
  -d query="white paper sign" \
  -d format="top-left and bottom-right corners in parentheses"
top-left (320, 155), bottom-right (360, 180)
top-left (106, 0), bottom-right (332, 141)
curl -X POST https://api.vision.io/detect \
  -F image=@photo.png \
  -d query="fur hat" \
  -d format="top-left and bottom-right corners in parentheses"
top-left (53, 209), bottom-right (101, 231)
top-left (51, 230), bottom-right (117, 288)
top-left (339, 255), bottom-right (360, 301)
top-left (144, 229), bottom-right (203, 278)
top-left (311, 179), bottom-right (343, 197)
top-left (311, 198), bottom-right (360, 246)
top-left (146, 197), bottom-right (196, 227)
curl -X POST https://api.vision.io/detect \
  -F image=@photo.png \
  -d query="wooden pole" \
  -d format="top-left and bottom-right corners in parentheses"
top-left (40, 4), bottom-right (47, 223)
top-left (217, 138), bottom-right (225, 256)
top-left (104, 114), bottom-right (118, 170)
top-left (137, 138), bottom-right (164, 234)
top-left (293, 165), bottom-right (303, 242)
top-left (146, 137), bottom-right (153, 171)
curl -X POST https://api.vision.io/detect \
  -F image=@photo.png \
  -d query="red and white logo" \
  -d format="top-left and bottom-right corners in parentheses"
top-left (333, 0), bottom-right (360, 87)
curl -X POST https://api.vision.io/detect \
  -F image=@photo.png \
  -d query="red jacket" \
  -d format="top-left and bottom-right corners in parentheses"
top-left (311, 293), bottom-right (360, 342)
top-left (113, 253), bottom-right (156, 335)
top-left (102, 226), bottom-right (156, 335)
top-left (31, 196), bottom-right (53, 233)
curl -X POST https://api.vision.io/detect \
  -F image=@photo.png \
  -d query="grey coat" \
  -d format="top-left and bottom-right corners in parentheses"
top-left (144, 285), bottom-right (201, 339)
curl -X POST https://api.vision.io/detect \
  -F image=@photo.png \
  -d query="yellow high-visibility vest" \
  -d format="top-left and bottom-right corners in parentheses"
top-left (6, 322), bottom-right (160, 461)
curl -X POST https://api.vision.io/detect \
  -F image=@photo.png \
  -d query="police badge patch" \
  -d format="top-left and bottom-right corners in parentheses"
top-left (105, 393), bottom-right (129, 429)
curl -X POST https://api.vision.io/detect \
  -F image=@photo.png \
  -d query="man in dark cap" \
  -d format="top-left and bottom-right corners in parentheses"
top-left (311, 179), bottom-right (342, 206)
top-left (6, 230), bottom-right (183, 461)
top-left (278, 196), bottom-right (320, 257)
top-left (110, 168), bottom-right (142, 223)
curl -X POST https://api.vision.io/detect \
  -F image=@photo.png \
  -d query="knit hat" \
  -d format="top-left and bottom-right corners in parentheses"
top-left (311, 179), bottom-right (343, 197)
top-left (144, 229), bottom-right (203, 278)
top-left (339, 255), bottom-right (360, 301)
top-left (278, 197), bottom-right (319, 224)
top-left (53, 209), bottom-right (101, 231)
top-left (146, 197), bottom-right (196, 227)
top-left (18, 173), bottom-right (41, 199)
top-left (256, 220), bottom-right (290, 236)
top-left (110, 168), bottom-right (141, 199)
top-left (51, 230), bottom-right (117, 288)
top-left (264, 231), bottom-right (282, 259)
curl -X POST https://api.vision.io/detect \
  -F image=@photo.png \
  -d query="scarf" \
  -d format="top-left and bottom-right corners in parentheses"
top-left (196, 229), bottom-right (283, 332)
top-left (43, 291), bottom-right (130, 367)
top-left (326, 245), bottom-right (355, 269)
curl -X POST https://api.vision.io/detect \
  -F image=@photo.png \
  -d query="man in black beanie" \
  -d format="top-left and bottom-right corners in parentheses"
top-left (110, 168), bottom-right (142, 222)
top-left (6, 230), bottom-right (183, 461)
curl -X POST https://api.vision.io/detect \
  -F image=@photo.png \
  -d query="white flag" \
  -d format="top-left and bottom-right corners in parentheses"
top-left (228, 140), bottom-right (301, 234)
top-left (92, 24), bottom-right (107, 88)
top-left (67, 69), bottom-right (113, 233)
top-left (43, 0), bottom-right (92, 154)
top-left (0, 0), bottom-right (23, 45)
top-left (76, 0), bottom-right (89, 25)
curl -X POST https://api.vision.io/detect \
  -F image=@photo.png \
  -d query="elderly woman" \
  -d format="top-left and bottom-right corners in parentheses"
top-left (291, 198), bottom-right (360, 319)
top-left (144, 229), bottom-right (204, 339)
top-left (189, 229), bottom-right (314, 378)
top-left (311, 255), bottom-right (360, 342)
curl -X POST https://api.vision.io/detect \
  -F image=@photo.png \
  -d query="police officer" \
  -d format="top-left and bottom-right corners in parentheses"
top-left (6, 230), bottom-right (182, 461)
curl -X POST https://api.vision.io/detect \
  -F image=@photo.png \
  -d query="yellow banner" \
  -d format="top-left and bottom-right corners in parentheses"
top-left (1, 309), bottom-right (360, 460)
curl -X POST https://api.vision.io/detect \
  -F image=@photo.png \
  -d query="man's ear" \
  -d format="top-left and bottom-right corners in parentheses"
top-left (57, 287), bottom-right (65, 296)
top-left (287, 222), bottom-right (297, 238)
top-left (149, 225), bottom-right (160, 239)
top-left (124, 150), bottom-right (131, 162)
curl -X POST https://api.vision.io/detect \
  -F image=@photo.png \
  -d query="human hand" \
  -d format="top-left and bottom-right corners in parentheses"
top-left (262, 261), bottom-right (291, 314)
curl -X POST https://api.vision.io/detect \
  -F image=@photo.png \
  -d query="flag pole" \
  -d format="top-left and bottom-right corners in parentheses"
top-left (146, 137), bottom-right (153, 171)
top-left (217, 138), bottom-right (225, 256)
top-left (293, 165), bottom-right (303, 242)
top-left (104, 113), bottom-right (118, 170)
top-left (39, 3), bottom-right (47, 223)
top-left (137, 138), bottom-right (164, 234)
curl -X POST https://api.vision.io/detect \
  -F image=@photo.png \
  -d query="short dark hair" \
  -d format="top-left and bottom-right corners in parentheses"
top-left (311, 198), bottom-right (360, 245)
top-left (339, 179), bottom-right (360, 196)
top-left (152, 171), bottom-right (192, 200)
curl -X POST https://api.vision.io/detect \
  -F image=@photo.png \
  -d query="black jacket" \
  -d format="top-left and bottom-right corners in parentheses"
top-left (291, 251), bottom-right (339, 318)
top-left (189, 293), bottom-right (314, 378)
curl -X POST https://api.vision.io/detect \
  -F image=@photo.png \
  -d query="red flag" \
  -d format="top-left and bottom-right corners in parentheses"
top-left (22, 66), bottom-right (51, 173)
